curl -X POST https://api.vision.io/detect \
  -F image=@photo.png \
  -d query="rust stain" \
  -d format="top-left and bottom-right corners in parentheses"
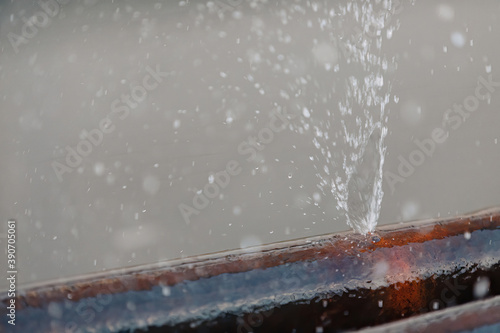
top-left (386, 279), bottom-right (427, 315)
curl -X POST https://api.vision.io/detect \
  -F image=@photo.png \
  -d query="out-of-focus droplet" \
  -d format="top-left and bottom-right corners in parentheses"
top-left (240, 235), bottom-right (262, 249)
top-left (373, 260), bottom-right (389, 278)
top-left (473, 277), bottom-right (490, 299)
top-left (161, 285), bottom-right (171, 297)
top-left (451, 32), bottom-right (466, 48)
top-left (302, 107), bottom-right (311, 118)
top-left (93, 162), bottom-right (105, 176)
top-left (400, 100), bottom-right (422, 125)
top-left (142, 175), bottom-right (160, 195)
top-left (437, 4), bottom-right (455, 21)
top-left (401, 200), bottom-right (419, 220)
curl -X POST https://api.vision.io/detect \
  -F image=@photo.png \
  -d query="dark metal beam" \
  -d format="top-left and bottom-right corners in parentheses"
top-left (2, 207), bottom-right (500, 332)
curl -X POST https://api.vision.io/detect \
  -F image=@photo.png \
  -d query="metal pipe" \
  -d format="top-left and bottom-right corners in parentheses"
top-left (1, 207), bottom-right (500, 332)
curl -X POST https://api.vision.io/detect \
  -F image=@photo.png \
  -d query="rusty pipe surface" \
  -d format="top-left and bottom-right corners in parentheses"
top-left (1, 207), bottom-right (500, 332)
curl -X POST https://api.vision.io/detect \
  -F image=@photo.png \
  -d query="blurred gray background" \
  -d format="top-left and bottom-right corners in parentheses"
top-left (0, 0), bottom-right (499, 289)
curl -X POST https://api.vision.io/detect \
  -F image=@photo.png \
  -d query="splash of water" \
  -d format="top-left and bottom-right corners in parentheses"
top-left (310, 0), bottom-right (400, 234)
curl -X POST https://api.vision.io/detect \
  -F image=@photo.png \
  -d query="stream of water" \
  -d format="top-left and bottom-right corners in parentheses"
top-left (305, 0), bottom-right (401, 234)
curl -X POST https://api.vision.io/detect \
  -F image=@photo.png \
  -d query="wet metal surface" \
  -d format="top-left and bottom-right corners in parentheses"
top-left (1, 0), bottom-right (500, 290)
top-left (1, 207), bottom-right (499, 332)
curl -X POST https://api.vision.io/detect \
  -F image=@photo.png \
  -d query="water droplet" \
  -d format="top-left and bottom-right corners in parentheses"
top-left (464, 231), bottom-right (471, 240)
top-left (126, 301), bottom-right (137, 311)
top-left (401, 200), bottom-right (419, 220)
top-left (47, 302), bottom-right (63, 319)
top-left (473, 277), bottom-right (490, 299)
top-left (240, 235), bottom-right (262, 248)
top-left (302, 107), bottom-right (311, 118)
top-left (451, 32), bottom-right (466, 48)
top-left (437, 4), bottom-right (454, 21)
top-left (142, 175), bottom-right (160, 195)
top-left (93, 162), bottom-right (105, 176)
top-left (161, 285), bottom-right (171, 297)
top-left (373, 261), bottom-right (389, 278)
top-left (400, 101), bottom-right (422, 125)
